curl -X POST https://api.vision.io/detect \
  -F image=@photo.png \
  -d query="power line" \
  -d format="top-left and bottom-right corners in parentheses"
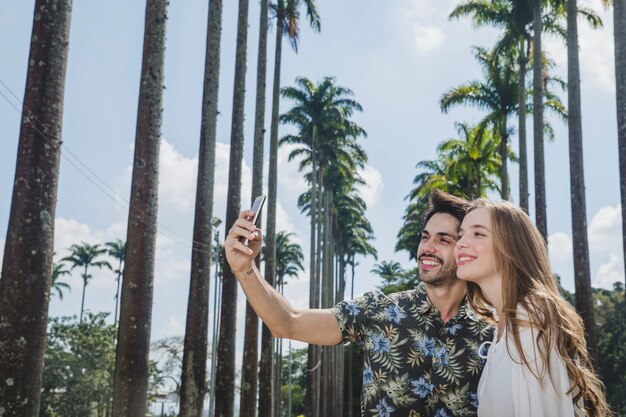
top-left (0, 78), bottom-right (218, 256)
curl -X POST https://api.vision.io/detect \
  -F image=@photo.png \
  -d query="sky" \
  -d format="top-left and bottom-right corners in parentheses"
top-left (1, 0), bottom-right (624, 363)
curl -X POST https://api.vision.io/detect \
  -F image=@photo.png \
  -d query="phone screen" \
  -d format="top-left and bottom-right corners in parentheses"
top-left (247, 195), bottom-right (266, 226)
top-left (242, 195), bottom-right (266, 245)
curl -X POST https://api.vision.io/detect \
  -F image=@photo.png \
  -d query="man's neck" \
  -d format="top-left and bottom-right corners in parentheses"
top-left (424, 280), bottom-right (467, 323)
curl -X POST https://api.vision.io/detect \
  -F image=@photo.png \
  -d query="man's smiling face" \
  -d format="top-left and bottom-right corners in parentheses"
top-left (417, 212), bottom-right (460, 287)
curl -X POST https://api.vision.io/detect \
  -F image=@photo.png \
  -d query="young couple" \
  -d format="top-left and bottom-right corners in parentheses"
top-left (224, 190), bottom-right (610, 417)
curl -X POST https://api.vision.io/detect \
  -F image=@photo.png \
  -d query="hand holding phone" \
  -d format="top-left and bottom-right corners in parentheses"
top-left (242, 194), bottom-right (266, 246)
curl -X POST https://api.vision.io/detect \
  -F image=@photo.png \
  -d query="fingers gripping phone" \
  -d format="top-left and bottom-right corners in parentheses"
top-left (242, 194), bottom-right (266, 246)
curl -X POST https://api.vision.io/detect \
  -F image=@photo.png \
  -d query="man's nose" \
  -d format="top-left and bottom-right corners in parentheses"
top-left (421, 239), bottom-right (436, 254)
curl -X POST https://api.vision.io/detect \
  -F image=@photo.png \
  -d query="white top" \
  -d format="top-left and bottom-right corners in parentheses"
top-left (477, 322), bottom-right (583, 417)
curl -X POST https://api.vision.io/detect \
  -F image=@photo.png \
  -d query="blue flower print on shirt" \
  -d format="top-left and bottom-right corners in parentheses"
top-left (375, 397), bottom-right (397, 417)
top-left (434, 407), bottom-right (452, 417)
top-left (445, 322), bottom-right (463, 335)
top-left (410, 376), bottom-right (434, 398)
top-left (384, 304), bottom-right (407, 324)
top-left (414, 335), bottom-right (436, 356)
top-left (346, 301), bottom-right (361, 316)
top-left (432, 346), bottom-right (449, 368)
top-left (363, 365), bottom-right (374, 385)
top-left (371, 333), bottom-right (392, 354)
top-left (470, 392), bottom-right (479, 409)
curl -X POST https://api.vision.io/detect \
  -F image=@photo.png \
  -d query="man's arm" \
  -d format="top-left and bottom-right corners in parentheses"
top-left (225, 211), bottom-right (342, 346)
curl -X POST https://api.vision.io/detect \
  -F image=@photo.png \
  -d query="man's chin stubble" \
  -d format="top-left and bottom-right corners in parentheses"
top-left (420, 268), bottom-right (458, 288)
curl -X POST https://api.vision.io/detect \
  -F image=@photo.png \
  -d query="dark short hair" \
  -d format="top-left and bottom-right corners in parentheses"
top-left (423, 190), bottom-right (471, 226)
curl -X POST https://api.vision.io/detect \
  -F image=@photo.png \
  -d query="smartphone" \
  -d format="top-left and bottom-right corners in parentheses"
top-left (242, 194), bottom-right (266, 246)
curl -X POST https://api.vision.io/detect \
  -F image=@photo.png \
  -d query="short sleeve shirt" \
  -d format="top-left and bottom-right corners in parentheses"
top-left (331, 283), bottom-right (494, 417)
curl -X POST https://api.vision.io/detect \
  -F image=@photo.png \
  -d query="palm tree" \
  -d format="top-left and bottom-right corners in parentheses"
top-left (62, 243), bottom-right (111, 323)
top-left (441, 46), bottom-right (519, 200)
top-left (371, 260), bottom-right (405, 282)
top-left (51, 262), bottom-right (72, 301)
top-left (396, 123), bottom-right (502, 261)
top-left (105, 239), bottom-right (126, 326)
top-left (280, 76), bottom-right (370, 416)
top-left (611, 0), bottom-right (626, 295)
top-left (214, 0), bottom-right (250, 415)
top-left (438, 122), bottom-right (502, 199)
top-left (264, 231), bottom-right (305, 289)
top-left (451, 0), bottom-right (534, 208)
top-left (532, 0), bottom-right (549, 238)
top-left (0, 1), bottom-right (72, 414)
top-left (239, 0), bottom-right (269, 414)
top-left (179, 0), bottom-right (222, 415)
top-left (450, 0), bottom-right (599, 211)
top-left (262, 2), bottom-right (320, 415)
top-left (566, 0), bottom-right (599, 365)
top-left (111, 1), bottom-right (168, 416)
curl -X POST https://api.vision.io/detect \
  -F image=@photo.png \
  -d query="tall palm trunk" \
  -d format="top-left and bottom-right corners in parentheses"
top-left (179, 0), bottom-right (223, 415)
top-left (306, 128), bottom-right (319, 417)
top-left (499, 121), bottom-right (509, 200)
top-left (567, 0), bottom-right (598, 365)
top-left (111, 1), bottom-right (167, 416)
top-left (614, 0), bottom-right (626, 296)
top-left (114, 260), bottom-right (123, 325)
top-left (240, 0), bottom-right (269, 415)
top-left (518, 38), bottom-right (529, 212)
top-left (214, 0), bottom-right (249, 414)
top-left (0, 1), bottom-right (72, 415)
top-left (80, 266), bottom-right (89, 323)
top-left (259, 8), bottom-right (283, 417)
top-left (319, 190), bottom-right (337, 416)
top-left (533, 0), bottom-right (548, 239)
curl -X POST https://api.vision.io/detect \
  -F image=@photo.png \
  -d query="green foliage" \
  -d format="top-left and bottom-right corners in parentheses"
top-left (594, 285), bottom-right (626, 415)
top-left (279, 347), bottom-right (308, 416)
top-left (40, 313), bottom-right (116, 417)
top-left (396, 122), bottom-right (501, 259)
top-left (262, 231), bottom-right (305, 287)
top-left (51, 261), bottom-right (71, 300)
top-left (280, 76), bottom-right (377, 274)
top-left (39, 313), bottom-right (167, 417)
top-left (372, 261), bottom-right (420, 294)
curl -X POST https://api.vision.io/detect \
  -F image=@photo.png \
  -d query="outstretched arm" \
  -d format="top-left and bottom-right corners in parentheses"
top-left (225, 211), bottom-right (342, 346)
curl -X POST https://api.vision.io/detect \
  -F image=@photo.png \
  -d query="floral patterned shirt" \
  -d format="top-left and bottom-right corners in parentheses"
top-left (331, 283), bottom-right (494, 417)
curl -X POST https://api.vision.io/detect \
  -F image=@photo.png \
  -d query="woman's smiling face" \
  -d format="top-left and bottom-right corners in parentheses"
top-left (454, 208), bottom-right (498, 283)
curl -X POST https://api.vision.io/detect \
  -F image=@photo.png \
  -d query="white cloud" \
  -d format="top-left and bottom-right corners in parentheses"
top-left (277, 143), bottom-right (308, 197)
top-left (549, 204), bottom-right (625, 291)
top-left (548, 232), bottom-right (573, 263)
top-left (393, 0), bottom-right (448, 57)
top-left (356, 165), bottom-right (384, 208)
top-left (594, 250), bottom-right (624, 289)
top-left (548, 232), bottom-right (575, 290)
top-left (588, 204), bottom-right (622, 252)
top-left (414, 25), bottom-right (445, 54)
top-left (158, 140), bottom-right (199, 212)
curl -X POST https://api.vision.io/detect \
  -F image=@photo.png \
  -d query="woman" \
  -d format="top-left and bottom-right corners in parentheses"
top-left (454, 199), bottom-right (611, 417)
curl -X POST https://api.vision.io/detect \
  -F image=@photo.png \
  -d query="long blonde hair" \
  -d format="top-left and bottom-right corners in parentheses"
top-left (465, 199), bottom-right (611, 417)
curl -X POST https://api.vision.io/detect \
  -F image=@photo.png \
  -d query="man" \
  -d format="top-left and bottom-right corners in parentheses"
top-left (225, 190), bottom-right (494, 417)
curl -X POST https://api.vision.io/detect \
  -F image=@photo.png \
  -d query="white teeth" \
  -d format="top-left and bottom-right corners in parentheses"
top-left (459, 256), bottom-right (474, 262)
top-left (421, 259), bottom-right (440, 266)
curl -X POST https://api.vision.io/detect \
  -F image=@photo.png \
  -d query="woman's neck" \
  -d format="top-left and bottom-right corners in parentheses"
top-left (478, 274), bottom-right (505, 332)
